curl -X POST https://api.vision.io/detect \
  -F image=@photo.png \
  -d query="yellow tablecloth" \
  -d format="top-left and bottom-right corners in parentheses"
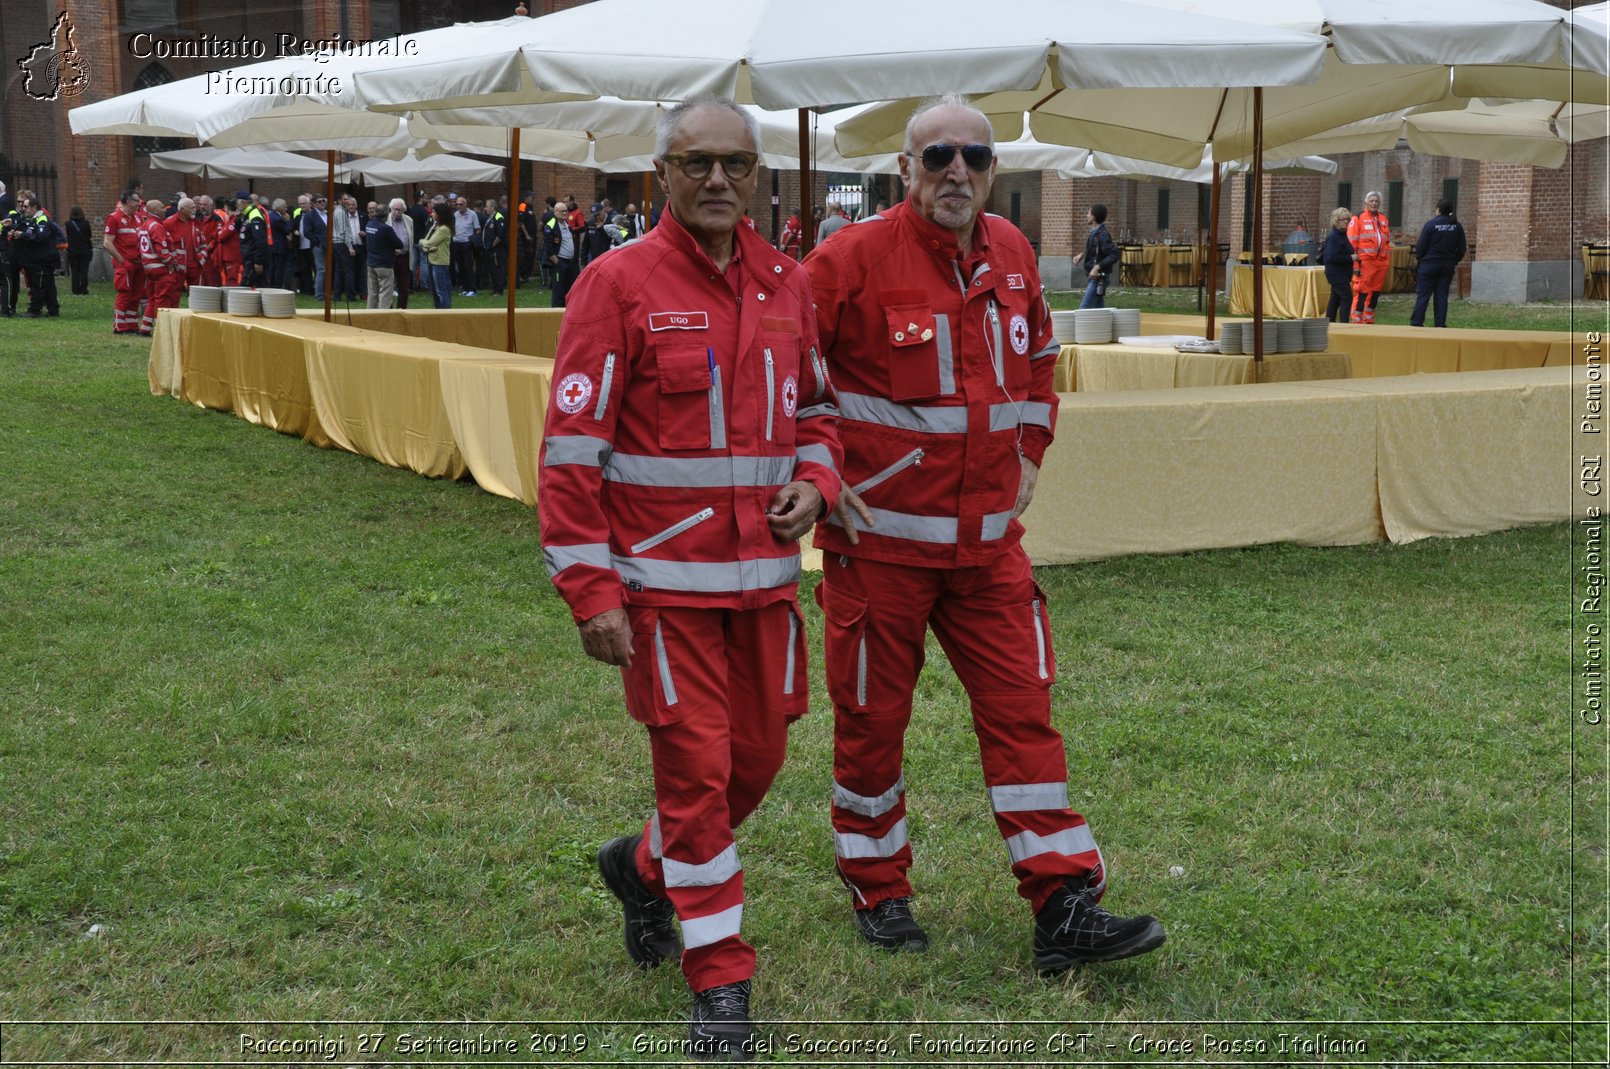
top-left (1383, 245), bottom-right (1416, 293)
top-left (295, 307), bottom-right (566, 360)
top-left (1326, 325), bottom-right (1573, 377)
top-left (1057, 342), bottom-right (1351, 392)
top-left (1227, 264), bottom-right (1327, 318)
top-left (437, 355), bottom-right (554, 507)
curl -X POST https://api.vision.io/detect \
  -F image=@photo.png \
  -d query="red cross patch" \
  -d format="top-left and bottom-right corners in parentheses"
top-left (782, 375), bottom-right (798, 417)
top-left (556, 372), bottom-right (594, 415)
top-left (1009, 314), bottom-right (1030, 354)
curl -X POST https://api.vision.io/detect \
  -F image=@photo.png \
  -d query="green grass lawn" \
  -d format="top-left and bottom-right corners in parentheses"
top-left (0, 288), bottom-right (1602, 1064)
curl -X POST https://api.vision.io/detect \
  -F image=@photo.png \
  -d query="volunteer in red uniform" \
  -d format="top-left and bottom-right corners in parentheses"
top-left (537, 96), bottom-right (842, 1061)
top-left (168, 197), bottom-right (207, 289)
top-left (212, 198), bottom-right (242, 286)
top-left (1347, 189), bottom-right (1391, 324)
top-left (804, 95), bottom-right (1166, 973)
top-left (137, 199), bottom-right (177, 335)
top-left (103, 190), bottom-right (145, 335)
top-left (150, 198), bottom-right (195, 318)
top-left (194, 196), bottom-right (220, 286)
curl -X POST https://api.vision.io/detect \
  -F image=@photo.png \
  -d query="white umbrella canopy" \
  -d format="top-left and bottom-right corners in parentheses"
top-left (1065, 146), bottom-right (1337, 182)
top-left (1452, 1), bottom-right (1610, 104)
top-left (1267, 98), bottom-right (1610, 168)
top-left (345, 151), bottom-right (505, 186)
top-left (353, 0), bottom-right (1326, 114)
top-left (147, 146), bottom-right (355, 181)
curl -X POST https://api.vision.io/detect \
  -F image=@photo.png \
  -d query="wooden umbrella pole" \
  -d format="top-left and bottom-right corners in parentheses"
top-left (324, 151), bottom-right (335, 322)
top-left (507, 126), bottom-right (520, 354)
top-left (1251, 86), bottom-right (1264, 365)
top-left (1207, 161), bottom-right (1222, 339)
top-left (798, 108), bottom-right (813, 259)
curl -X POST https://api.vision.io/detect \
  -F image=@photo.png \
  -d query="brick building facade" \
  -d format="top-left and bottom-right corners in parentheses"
top-left (4, 0), bottom-right (1602, 299)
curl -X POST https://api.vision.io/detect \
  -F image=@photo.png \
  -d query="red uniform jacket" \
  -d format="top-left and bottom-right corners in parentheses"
top-left (160, 213), bottom-right (197, 279)
top-left (138, 215), bottom-right (173, 275)
top-left (805, 202), bottom-right (1058, 569)
top-left (211, 209), bottom-right (241, 264)
top-left (538, 210), bottom-right (844, 624)
top-left (104, 207), bottom-right (141, 264)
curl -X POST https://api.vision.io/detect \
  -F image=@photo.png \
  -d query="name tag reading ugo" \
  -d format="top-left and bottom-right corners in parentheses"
top-left (648, 311), bottom-right (710, 332)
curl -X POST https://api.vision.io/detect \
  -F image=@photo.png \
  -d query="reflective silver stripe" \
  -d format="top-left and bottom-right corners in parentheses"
top-left (834, 776), bottom-right (904, 819)
top-left (649, 813), bottom-right (663, 858)
top-left (764, 348), bottom-right (776, 442)
top-left (809, 347), bottom-right (827, 399)
top-left (829, 505), bottom-right (955, 544)
top-left (1005, 825), bottom-right (1098, 865)
top-left (856, 632), bottom-right (867, 706)
top-left (794, 443), bottom-right (836, 473)
top-left (1031, 341), bottom-right (1060, 361)
top-left (594, 352), bottom-right (616, 420)
top-left (613, 553), bottom-right (802, 594)
top-left (630, 507), bottom-right (715, 555)
top-left (604, 454), bottom-right (794, 488)
top-left (783, 611), bottom-right (798, 695)
top-left (851, 448), bottom-right (924, 495)
top-left (838, 392), bottom-right (968, 434)
top-left (1031, 598), bottom-right (1048, 679)
top-left (709, 366), bottom-right (726, 449)
top-left (543, 542), bottom-right (612, 575)
top-left (991, 401), bottom-right (1053, 432)
top-left (681, 903), bottom-right (743, 949)
top-left (989, 781), bottom-right (1068, 813)
top-left (543, 435), bottom-right (612, 467)
top-left (654, 617), bottom-right (678, 706)
top-left (982, 510), bottom-right (1014, 541)
top-left (934, 313), bottom-right (956, 395)
top-left (662, 843), bottom-right (740, 889)
top-left (797, 401), bottom-right (838, 421)
top-left (953, 262), bottom-right (967, 295)
top-left (971, 262), bottom-right (992, 285)
top-left (835, 819), bottom-right (909, 860)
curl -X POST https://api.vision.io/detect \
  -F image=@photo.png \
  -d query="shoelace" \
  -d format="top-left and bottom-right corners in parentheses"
top-left (700, 982), bottom-right (750, 1017)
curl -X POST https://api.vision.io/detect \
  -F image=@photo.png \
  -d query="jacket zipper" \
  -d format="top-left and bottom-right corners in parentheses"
top-left (1032, 597), bottom-right (1048, 680)
top-left (852, 448), bottom-right (924, 495)
top-left (856, 632), bottom-right (868, 706)
top-left (631, 507), bottom-right (715, 555)
top-left (594, 351), bottom-right (615, 421)
top-left (809, 345), bottom-right (826, 399)
top-left (764, 347), bottom-right (776, 442)
top-left (987, 300), bottom-right (1004, 388)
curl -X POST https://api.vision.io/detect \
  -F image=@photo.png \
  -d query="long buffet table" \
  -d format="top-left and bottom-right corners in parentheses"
top-left (1054, 342), bottom-right (1351, 393)
top-left (150, 308), bottom-right (1589, 564)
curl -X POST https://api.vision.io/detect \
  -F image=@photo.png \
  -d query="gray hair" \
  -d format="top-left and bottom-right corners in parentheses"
top-left (389, 197), bottom-right (407, 211)
top-left (655, 95), bottom-right (762, 159)
top-left (903, 93), bottom-right (992, 155)
top-left (178, 197), bottom-right (196, 212)
top-left (1365, 189), bottom-right (1382, 203)
top-left (271, 198), bottom-right (287, 211)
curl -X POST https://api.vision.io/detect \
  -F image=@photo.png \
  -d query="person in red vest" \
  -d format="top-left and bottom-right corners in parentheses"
top-left (1347, 190), bottom-right (1391, 324)
top-left (778, 212), bottom-right (802, 260)
top-left (102, 189), bottom-right (145, 335)
top-left (159, 197), bottom-right (200, 307)
top-left (195, 195), bottom-right (222, 286)
top-left (138, 199), bottom-right (177, 335)
top-left (212, 196), bottom-right (243, 286)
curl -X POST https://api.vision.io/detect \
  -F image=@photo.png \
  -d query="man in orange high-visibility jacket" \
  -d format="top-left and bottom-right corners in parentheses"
top-left (1347, 190), bottom-right (1391, 324)
top-left (538, 97), bottom-right (842, 1062)
top-left (805, 94), bottom-right (1166, 975)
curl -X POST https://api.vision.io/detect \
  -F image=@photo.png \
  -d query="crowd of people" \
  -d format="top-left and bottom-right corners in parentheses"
top-left (1315, 191), bottom-right (1468, 327)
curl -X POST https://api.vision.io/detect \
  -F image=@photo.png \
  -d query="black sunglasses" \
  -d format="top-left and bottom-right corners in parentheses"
top-left (920, 143), bottom-right (994, 173)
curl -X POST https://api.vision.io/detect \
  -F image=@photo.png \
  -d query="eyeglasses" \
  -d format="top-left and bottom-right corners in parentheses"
top-left (661, 152), bottom-right (759, 181)
top-left (919, 143), bottom-right (994, 173)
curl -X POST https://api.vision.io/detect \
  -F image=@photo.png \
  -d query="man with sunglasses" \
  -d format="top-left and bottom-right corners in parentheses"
top-left (804, 94), bottom-right (1166, 975)
top-left (539, 95), bottom-right (843, 1061)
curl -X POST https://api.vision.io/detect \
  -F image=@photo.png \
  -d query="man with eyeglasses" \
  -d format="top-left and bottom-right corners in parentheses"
top-left (804, 94), bottom-right (1166, 974)
top-left (538, 95), bottom-right (843, 1061)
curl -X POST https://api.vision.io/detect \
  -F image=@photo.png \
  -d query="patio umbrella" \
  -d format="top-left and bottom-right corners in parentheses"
top-left (148, 147), bottom-right (354, 181)
top-left (345, 151), bottom-right (505, 186)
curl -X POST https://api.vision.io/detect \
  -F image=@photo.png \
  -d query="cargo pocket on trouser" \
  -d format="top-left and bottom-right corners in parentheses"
top-left (1030, 582), bottom-right (1057, 685)
top-left (782, 600), bottom-right (809, 722)
top-left (815, 581), bottom-right (869, 711)
top-left (621, 607), bottom-right (684, 727)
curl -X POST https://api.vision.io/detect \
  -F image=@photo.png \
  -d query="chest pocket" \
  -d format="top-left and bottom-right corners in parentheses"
top-left (760, 317), bottom-right (801, 446)
top-left (881, 289), bottom-right (950, 403)
top-left (989, 291), bottom-right (1036, 394)
top-left (656, 344), bottom-right (718, 451)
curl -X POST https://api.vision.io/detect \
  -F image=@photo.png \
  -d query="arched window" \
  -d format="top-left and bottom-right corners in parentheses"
top-left (130, 63), bottom-right (184, 157)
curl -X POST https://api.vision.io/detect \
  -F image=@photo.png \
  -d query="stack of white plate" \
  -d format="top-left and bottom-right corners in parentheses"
top-left (1050, 310), bottom-right (1078, 344)
top-left (1302, 317), bottom-right (1329, 351)
top-left (226, 288), bottom-right (262, 317)
top-left (1073, 308), bottom-right (1114, 344)
top-left (1276, 320), bottom-right (1304, 353)
top-left (1218, 322), bottom-right (1242, 354)
top-left (258, 288), bottom-right (297, 318)
top-left (1110, 308), bottom-right (1141, 337)
top-left (187, 285), bottom-right (222, 312)
top-left (1258, 322), bottom-right (1280, 354)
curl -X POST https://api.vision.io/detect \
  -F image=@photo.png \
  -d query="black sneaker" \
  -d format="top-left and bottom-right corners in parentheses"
top-left (854, 895), bottom-right (929, 952)
top-left (689, 979), bottom-right (754, 1062)
top-left (597, 835), bottom-right (680, 969)
top-left (1032, 879), bottom-right (1165, 973)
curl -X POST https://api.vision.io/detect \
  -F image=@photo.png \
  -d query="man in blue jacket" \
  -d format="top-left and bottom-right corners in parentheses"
top-left (1409, 200), bottom-right (1467, 328)
top-left (1079, 204), bottom-right (1120, 309)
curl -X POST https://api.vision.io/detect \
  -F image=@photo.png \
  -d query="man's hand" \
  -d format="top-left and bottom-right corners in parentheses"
top-left (578, 607), bottom-right (633, 668)
top-left (1012, 455), bottom-right (1040, 518)
top-left (832, 485), bottom-right (876, 545)
top-left (766, 480), bottom-right (825, 541)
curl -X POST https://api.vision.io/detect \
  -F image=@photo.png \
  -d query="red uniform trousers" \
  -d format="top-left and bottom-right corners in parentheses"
top-left (139, 269), bottom-right (169, 333)
top-left (819, 549), bottom-right (1103, 916)
top-left (218, 255), bottom-right (243, 287)
top-left (149, 270), bottom-right (184, 318)
top-left (622, 599), bottom-right (806, 993)
top-left (1351, 257), bottom-right (1389, 323)
top-left (200, 260), bottom-right (222, 287)
top-left (113, 261), bottom-right (146, 334)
